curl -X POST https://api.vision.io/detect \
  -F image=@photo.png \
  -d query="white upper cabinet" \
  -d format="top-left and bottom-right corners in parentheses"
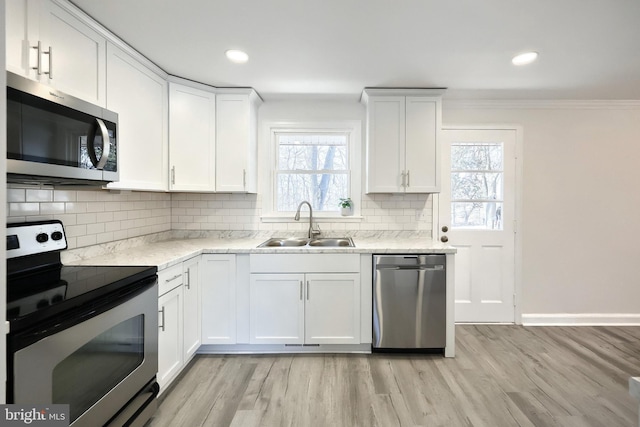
top-left (215, 90), bottom-right (262, 193)
top-left (105, 42), bottom-right (168, 191)
top-left (362, 88), bottom-right (444, 193)
top-left (169, 81), bottom-right (216, 192)
top-left (6, 0), bottom-right (106, 106)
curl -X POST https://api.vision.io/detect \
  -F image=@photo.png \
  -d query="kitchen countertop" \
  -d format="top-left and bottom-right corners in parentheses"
top-left (63, 236), bottom-right (456, 270)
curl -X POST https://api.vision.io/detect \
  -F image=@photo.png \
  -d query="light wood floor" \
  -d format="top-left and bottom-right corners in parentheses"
top-left (148, 325), bottom-right (640, 427)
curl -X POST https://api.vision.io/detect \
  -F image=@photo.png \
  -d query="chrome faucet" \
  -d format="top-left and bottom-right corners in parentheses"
top-left (294, 201), bottom-right (321, 238)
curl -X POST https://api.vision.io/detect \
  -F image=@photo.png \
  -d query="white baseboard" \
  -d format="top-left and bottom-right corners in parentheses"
top-left (522, 313), bottom-right (640, 326)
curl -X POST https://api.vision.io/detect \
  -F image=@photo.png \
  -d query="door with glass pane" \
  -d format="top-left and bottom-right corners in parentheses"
top-left (438, 129), bottom-right (516, 323)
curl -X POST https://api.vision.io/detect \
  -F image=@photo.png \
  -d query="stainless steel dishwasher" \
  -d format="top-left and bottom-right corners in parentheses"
top-left (373, 255), bottom-right (446, 351)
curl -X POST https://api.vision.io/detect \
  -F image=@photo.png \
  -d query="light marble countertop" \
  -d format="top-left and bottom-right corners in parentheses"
top-left (63, 236), bottom-right (456, 270)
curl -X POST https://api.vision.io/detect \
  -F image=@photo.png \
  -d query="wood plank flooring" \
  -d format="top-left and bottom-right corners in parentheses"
top-left (147, 325), bottom-right (640, 427)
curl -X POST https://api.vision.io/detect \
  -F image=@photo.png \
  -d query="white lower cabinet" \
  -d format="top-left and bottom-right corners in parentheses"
top-left (157, 283), bottom-right (183, 392)
top-left (157, 256), bottom-right (201, 394)
top-left (249, 274), bottom-right (305, 344)
top-left (249, 271), bottom-right (360, 345)
top-left (201, 254), bottom-right (237, 344)
top-left (182, 256), bottom-right (201, 361)
top-left (305, 274), bottom-right (360, 344)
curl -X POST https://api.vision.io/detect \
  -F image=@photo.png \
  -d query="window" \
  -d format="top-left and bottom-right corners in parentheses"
top-left (263, 121), bottom-right (361, 219)
top-left (450, 142), bottom-right (504, 230)
top-left (276, 133), bottom-right (348, 212)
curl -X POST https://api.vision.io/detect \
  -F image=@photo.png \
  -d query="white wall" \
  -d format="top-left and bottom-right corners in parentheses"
top-left (444, 102), bottom-right (640, 317)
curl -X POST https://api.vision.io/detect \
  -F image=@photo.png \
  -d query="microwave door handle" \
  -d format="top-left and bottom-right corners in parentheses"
top-left (88, 118), bottom-right (111, 170)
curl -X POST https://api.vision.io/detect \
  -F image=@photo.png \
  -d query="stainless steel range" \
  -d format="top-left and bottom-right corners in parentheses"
top-left (6, 220), bottom-right (159, 427)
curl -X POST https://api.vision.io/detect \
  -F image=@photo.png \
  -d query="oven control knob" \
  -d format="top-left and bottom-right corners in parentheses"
top-left (36, 299), bottom-right (50, 309)
top-left (51, 231), bottom-right (63, 241)
top-left (36, 233), bottom-right (49, 243)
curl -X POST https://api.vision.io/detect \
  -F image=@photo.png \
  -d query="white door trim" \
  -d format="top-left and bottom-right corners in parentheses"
top-left (436, 124), bottom-right (524, 325)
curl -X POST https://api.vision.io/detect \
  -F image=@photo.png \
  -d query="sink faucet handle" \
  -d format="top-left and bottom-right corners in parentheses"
top-left (311, 224), bottom-right (322, 237)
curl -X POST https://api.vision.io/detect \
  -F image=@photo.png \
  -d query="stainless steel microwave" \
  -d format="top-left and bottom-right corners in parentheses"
top-left (7, 71), bottom-right (119, 186)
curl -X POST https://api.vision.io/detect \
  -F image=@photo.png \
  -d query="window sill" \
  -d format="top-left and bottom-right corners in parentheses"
top-left (261, 215), bottom-right (364, 223)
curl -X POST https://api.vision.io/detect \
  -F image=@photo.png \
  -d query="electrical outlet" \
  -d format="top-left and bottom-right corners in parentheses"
top-left (415, 210), bottom-right (426, 221)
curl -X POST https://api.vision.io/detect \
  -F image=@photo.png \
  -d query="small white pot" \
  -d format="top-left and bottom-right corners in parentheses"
top-left (340, 206), bottom-right (353, 216)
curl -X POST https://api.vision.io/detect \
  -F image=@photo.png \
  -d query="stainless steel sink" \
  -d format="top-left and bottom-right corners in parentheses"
top-left (308, 237), bottom-right (355, 247)
top-left (257, 237), bottom-right (310, 247)
top-left (257, 237), bottom-right (355, 248)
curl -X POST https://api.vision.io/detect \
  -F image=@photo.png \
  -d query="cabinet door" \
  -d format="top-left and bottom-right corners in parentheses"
top-left (158, 286), bottom-right (183, 392)
top-left (216, 93), bottom-right (254, 192)
top-left (106, 42), bottom-right (168, 191)
top-left (6, 0), bottom-right (34, 77)
top-left (249, 274), bottom-right (304, 344)
top-left (405, 97), bottom-right (440, 192)
top-left (366, 96), bottom-right (405, 193)
top-left (38, 0), bottom-right (106, 106)
top-left (169, 83), bottom-right (216, 191)
top-left (182, 256), bottom-right (201, 360)
top-left (6, 0), bottom-right (106, 106)
top-left (305, 273), bottom-right (360, 344)
top-left (201, 254), bottom-right (237, 345)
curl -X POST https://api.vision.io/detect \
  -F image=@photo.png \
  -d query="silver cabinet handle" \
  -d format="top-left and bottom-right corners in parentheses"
top-left (171, 166), bottom-right (176, 185)
top-left (185, 270), bottom-right (190, 289)
top-left (31, 42), bottom-right (53, 78)
top-left (159, 307), bottom-right (165, 331)
top-left (299, 281), bottom-right (303, 300)
top-left (44, 45), bottom-right (53, 79)
top-left (306, 281), bottom-right (310, 300)
top-left (88, 118), bottom-right (111, 170)
top-left (31, 41), bottom-right (42, 75)
top-left (165, 273), bottom-right (182, 283)
top-left (407, 170), bottom-right (410, 187)
top-left (243, 169), bottom-right (246, 188)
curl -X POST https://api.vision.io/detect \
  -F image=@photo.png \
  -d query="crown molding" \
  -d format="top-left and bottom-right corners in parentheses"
top-left (443, 99), bottom-right (640, 110)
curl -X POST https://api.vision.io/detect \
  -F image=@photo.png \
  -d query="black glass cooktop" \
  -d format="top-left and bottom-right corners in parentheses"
top-left (7, 264), bottom-right (157, 332)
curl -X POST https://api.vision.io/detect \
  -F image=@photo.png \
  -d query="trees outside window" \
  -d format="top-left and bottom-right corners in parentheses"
top-left (450, 142), bottom-right (503, 230)
top-left (276, 133), bottom-right (349, 212)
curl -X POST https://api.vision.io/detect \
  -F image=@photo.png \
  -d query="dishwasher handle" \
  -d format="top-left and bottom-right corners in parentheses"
top-left (376, 265), bottom-right (445, 271)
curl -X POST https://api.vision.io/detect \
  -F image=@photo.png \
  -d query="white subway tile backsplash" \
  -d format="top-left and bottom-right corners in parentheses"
top-left (7, 188), bottom-right (432, 250)
top-left (7, 189), bottom-right (26, 202)
top-left (9, 203), bottom-right (40, 216)
top-left (26, 189), bottom-right (53, 202)
top-left (76, 191), bottom-right (97, 202)
top-left (7, 188), bottom-right (172, 250)
top-left (40, 202), bottom-right (65, 215)
top-left (65, 224), bottom-right (87, 237)
top-left (77, 213), bottom-right (97, 225)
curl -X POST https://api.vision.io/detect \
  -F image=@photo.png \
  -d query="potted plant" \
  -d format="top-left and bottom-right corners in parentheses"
top-left (339, 198), bottom-right (353, 216)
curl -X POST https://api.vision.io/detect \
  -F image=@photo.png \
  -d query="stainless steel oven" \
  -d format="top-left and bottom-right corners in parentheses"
top-left (6, 221), bottom-right (159, 427)
top-left (6, 71), bottom-right (118, 186)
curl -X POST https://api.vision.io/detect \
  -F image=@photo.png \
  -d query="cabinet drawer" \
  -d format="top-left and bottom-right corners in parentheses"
top-left (250, 254), bottom-right (360, 273)
top-left (158, 263), bottom-right (184, 295)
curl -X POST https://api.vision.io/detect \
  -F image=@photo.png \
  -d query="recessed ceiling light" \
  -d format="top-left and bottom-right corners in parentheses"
top-left (225, 49), bottom-right (249, 64)
top-left (512, 51), bottom-right (538, 66)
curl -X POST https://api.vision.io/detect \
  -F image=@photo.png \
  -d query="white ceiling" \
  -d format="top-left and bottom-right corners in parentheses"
top-left (70, 0), bottom-right (640, 101)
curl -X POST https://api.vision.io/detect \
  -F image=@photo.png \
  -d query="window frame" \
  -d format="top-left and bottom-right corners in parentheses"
top-left (261, 121), bottom-right (362, 222)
